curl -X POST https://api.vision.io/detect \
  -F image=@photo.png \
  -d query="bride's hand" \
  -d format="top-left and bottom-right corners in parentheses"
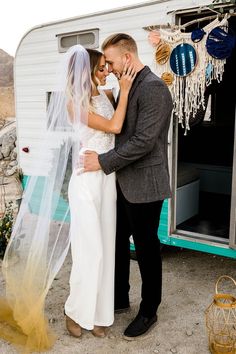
top-left (119, 62), bottom-right (136, 93)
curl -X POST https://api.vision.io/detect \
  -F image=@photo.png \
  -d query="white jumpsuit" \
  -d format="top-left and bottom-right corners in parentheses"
top-left (65, 90), bottom-right (116, 330)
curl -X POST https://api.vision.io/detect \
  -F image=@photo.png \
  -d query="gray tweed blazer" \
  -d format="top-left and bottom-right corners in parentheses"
top-left (99, 66), bottom-right (173, 203)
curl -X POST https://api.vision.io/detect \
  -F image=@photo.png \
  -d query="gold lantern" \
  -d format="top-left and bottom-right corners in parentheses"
top-left (205, 275), bottom-right (236, 354)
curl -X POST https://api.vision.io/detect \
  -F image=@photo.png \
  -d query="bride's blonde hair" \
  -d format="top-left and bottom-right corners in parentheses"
top-left (86, 48), bottom-right (103, 90)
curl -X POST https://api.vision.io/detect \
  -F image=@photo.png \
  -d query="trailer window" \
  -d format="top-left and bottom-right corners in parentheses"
top-left (57, 29), bottom-right (99, 52)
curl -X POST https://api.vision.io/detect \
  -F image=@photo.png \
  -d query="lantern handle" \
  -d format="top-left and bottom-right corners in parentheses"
top-left (215, 275), bottom-right (236, 294)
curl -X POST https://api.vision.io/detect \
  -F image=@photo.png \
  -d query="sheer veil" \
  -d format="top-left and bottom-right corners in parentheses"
top-left (0, 45), bottom-right (91, 352)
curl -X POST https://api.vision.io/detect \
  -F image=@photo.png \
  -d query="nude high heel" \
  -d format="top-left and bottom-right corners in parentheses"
top-left (65, 315), bottom-right (82, 338)
top-left (92, 325), bottom-right (107, 338)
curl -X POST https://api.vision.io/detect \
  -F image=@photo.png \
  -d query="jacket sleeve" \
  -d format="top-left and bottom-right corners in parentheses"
top-left (98, 81), bottom-right (172, 175)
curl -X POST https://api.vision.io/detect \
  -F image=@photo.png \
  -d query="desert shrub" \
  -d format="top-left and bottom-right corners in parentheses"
top-left (0, 201), bottom-right (14, 259)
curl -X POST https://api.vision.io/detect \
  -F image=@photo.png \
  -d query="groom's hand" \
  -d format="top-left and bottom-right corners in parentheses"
top-left (83, 150), bottom-right (101, 172)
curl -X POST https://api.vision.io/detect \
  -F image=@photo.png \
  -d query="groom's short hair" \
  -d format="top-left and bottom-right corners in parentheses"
top-left (102, 33), bottom-right (138, 54)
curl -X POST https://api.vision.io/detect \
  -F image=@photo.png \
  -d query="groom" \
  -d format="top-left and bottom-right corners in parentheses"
top-left (83, 33), bottom-right (173, 338)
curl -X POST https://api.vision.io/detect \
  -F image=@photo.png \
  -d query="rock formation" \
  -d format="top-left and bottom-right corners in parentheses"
top-left (0, 49), bottom-right (14, 87)
top-left (0, 49), bottom-right (15, 120)
top-left (0, 50), bottom-right (21, 217)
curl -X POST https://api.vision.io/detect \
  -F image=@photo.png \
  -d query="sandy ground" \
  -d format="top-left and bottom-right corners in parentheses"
top-left (0, 245), bottom-right (236, 354)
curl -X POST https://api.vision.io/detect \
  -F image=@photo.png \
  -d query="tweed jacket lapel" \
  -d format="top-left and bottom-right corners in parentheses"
top-left (128, 66), bottom-right (151, 101)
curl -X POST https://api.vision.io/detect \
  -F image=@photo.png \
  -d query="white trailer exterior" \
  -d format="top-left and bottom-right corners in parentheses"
top-left (15, 0), bottom-right (236, 258)
top-left (15, 0), bottom-right (212, 174)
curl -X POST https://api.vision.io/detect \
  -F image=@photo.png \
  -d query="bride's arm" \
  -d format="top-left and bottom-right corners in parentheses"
top-left (88, 90), bottom-right (128, 134)
top-left (88, 66), bottom-right (136, 134)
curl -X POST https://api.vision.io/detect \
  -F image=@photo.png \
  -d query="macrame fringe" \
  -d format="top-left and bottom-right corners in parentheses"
top-left (153, 16), bottom-right (228, 132)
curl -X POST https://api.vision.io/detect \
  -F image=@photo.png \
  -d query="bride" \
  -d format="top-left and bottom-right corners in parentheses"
top-left (0, 45), bottom-right (135, 352)
top-left (65, 47), bottom-right (135, 338)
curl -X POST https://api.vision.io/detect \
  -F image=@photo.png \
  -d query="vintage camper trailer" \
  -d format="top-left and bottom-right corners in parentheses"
top-left (15, 0), bottom-right (236, 258)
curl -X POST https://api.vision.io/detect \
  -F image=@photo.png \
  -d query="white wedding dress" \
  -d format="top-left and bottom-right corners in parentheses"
top-left (64, 89), bottom-right (117, 330)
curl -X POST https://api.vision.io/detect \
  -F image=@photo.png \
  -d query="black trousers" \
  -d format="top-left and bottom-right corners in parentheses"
top-left (115, 182), bottom-right (163, 318)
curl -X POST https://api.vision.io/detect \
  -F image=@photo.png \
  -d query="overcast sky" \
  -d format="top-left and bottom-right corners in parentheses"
top-left (1, 0), bottom-right (143, 56)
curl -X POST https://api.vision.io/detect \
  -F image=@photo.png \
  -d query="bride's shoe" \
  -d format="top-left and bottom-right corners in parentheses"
top-left (92, 325), bottom-right (107, 338)
top-left (65, 315), bottom-right (82, 338)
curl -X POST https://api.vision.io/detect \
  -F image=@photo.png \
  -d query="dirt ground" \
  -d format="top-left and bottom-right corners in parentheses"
top-left (0, 244), bottom-right (236, 354)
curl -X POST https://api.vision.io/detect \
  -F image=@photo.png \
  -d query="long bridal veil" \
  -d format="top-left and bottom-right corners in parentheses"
top-left (0, 45), bottom-right (91, 352)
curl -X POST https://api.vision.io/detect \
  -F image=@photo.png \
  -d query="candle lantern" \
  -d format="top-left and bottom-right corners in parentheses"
top-left (205, 275), bottom-right (236, 354)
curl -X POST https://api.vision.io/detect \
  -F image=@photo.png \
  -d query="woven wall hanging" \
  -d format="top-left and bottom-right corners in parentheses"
top-left (149, 15), bottom-right (231, 133)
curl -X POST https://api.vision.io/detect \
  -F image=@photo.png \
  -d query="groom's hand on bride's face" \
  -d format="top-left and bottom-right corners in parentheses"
top-left (81, 150), bottom-right (101, 172)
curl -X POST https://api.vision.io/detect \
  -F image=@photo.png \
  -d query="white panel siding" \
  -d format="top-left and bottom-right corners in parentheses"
top-left (15, 0), bottom-right (210, 175)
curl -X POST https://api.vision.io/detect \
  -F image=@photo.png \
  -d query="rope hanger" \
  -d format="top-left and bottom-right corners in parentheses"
top-left (143, 5), bottom-right (236, 32)
top-left (143, 14), bottom-right (235, 32)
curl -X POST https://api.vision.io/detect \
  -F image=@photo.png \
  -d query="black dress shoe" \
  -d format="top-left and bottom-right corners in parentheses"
top-left (124, 313), bottom-right (157, 337)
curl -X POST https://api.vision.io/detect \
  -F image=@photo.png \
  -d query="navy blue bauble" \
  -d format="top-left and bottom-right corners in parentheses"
top-left (170, 43), bottom-right (197, 77)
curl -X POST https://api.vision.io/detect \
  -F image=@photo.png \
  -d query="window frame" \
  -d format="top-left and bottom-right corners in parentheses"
top-left (57, 28), bottom-right (99, 53)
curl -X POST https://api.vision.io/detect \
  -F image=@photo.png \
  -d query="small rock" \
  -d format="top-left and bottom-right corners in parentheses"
top-left (10, 151), bottom-right (17, 160)
top-left (156, 342), bottom-right (161, 346)
top-left (8, 135), bottom-right (16, 144)
top-left (108, 333), bottom-right (116, 339)
top-left (170, 348), bottom-right (177, 353)
top-left (186, 330), bottom-right (193, 336)
top-left (9, 144), bottom-right (15, 152)
top-left (8, 160), bottom-right (17, 167)
top-left (5, 166), bottom-right (17, 176)
top-left (153, 350), bottom-right (159, 353)
top-left (49, 318), bottom-right (56, 323)
top-left (1, 146), bottom-right (10, 158)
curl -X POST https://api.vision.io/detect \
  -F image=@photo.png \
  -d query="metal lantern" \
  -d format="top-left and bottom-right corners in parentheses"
top-left (205, 276), bottom-right (236, 354)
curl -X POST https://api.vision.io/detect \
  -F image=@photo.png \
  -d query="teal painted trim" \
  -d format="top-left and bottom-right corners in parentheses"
top-left (22, 175), bottom-right (70, 223)
top-left (158, 199), bottom-right (169, 244)
top-left (130, 243), bottom-right (135, 251)
top-left (23, 175), bottom-right (170, 251)
top-left (22, 176), bottom-right (236, 259)
top-left (169, 237), bottom-right (236, 259)
top-left (22, 175), bottom-right (29, 189)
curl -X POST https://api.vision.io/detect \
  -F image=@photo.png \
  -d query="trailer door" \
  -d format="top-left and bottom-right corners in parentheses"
top-left (229, 109), bottom-right (236, 249)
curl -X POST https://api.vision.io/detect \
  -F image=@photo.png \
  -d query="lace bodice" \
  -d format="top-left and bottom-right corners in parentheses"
top-left (80, 89), bottom-right (115, 154)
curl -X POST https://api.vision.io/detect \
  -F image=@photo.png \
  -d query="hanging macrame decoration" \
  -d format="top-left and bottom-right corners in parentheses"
top-left (148, 30), bottom-right (161, 46)
top-left (148, 15), bottom-right (234, 133)
top-left (206, 26), bottom-right (236, 59)
top-left (155, 40), bottom-right (171, 64)
top-left (169, 43), bottom-right (197, 76)
top-left (161, 72), bottom-right (174, 85)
